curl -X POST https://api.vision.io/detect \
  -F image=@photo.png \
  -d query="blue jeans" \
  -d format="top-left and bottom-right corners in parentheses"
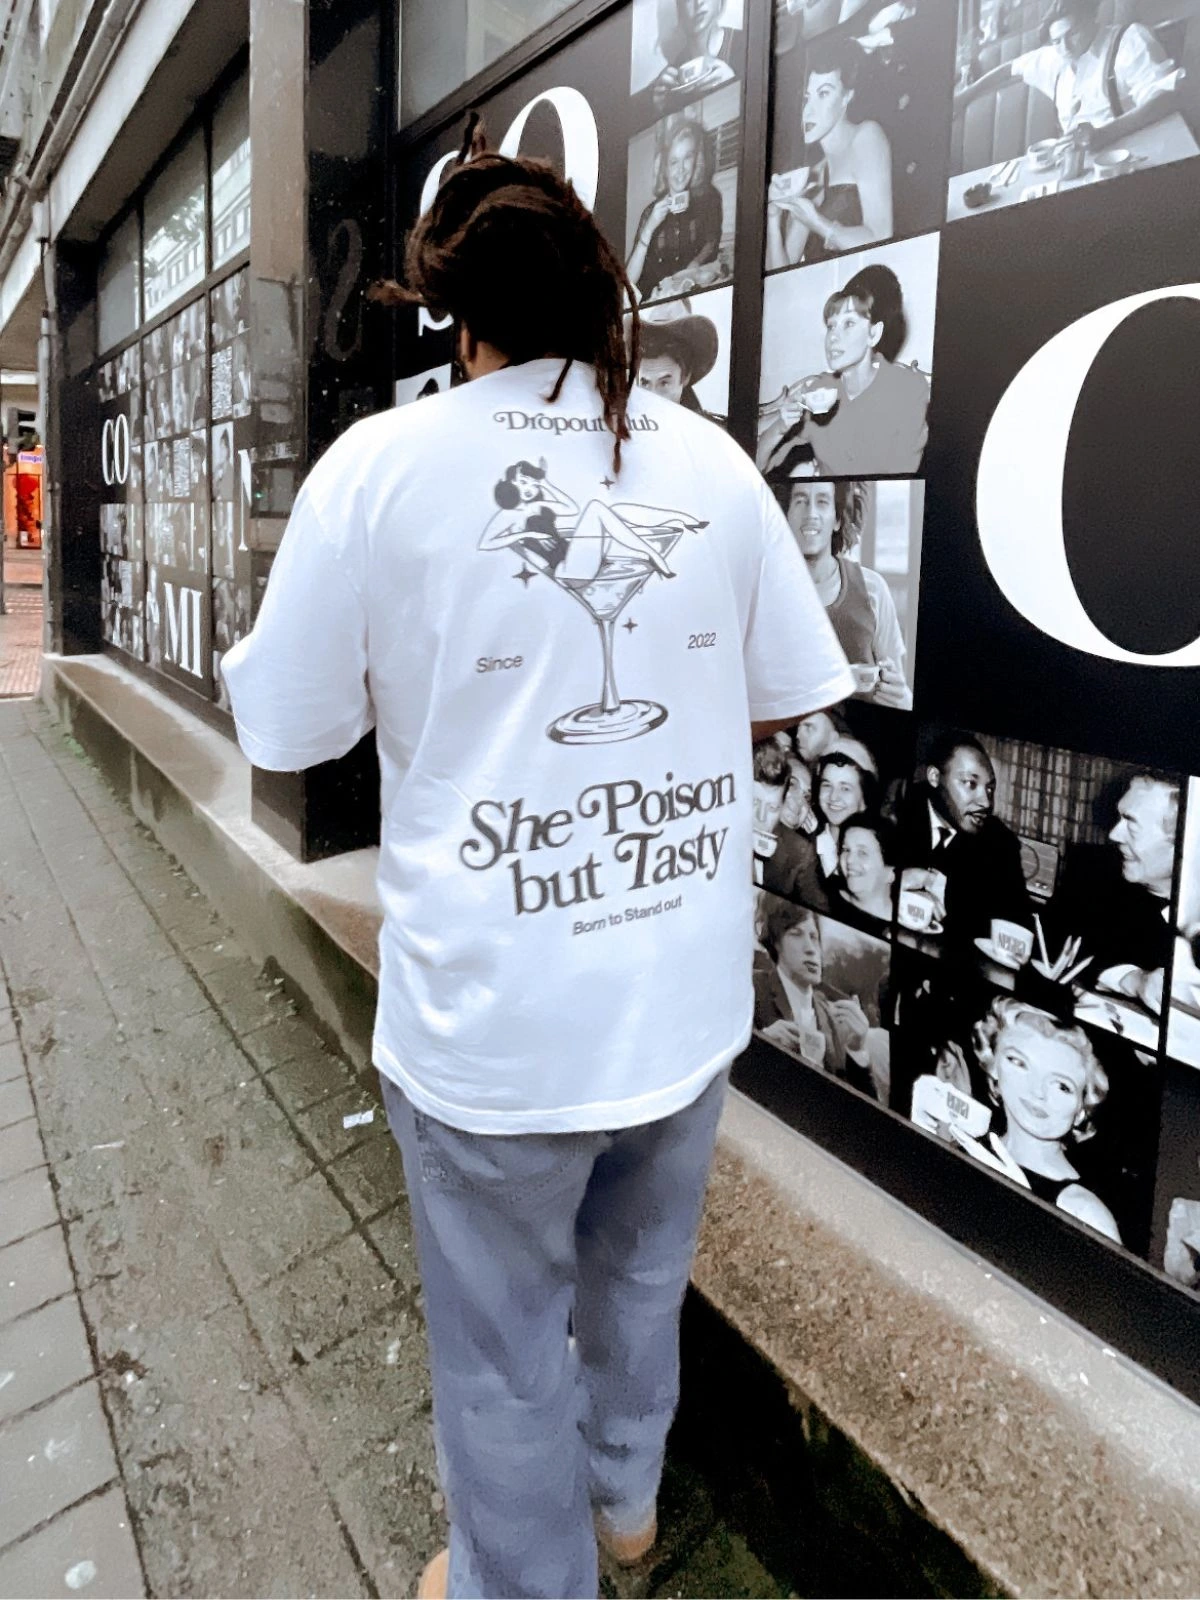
top-left (379, 1069), bottom-right (729, 1600)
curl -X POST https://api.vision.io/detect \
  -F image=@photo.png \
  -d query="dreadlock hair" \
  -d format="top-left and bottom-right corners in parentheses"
top-left (369, 113), bottom-right (641, 474)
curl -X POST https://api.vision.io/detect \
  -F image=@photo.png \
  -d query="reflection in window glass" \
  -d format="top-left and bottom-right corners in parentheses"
top-left (399, 0), bottom-right (577, 125)
top-left (98, 211), bottom-right (141, 354)
top-left (143, 132), bottom-right (207, 321)
top-left (212, 72), bottom-right (251, 270)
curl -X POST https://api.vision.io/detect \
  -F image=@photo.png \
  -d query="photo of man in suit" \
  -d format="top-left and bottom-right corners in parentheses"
top-left (1047, 772), bottom-right (1179, 1015)
top-left (898, 731), bottom-right (1031, 946)
top-left (754, 898), bottom-right (887, 1100)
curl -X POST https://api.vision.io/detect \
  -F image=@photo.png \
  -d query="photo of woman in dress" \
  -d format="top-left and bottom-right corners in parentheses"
top-left (627, 116), bottom-right (726, 302)
top-left (758, 240), bottom-right (936, 477)
top-left (767, 36), bottom-right (893, 267)
top-left (913, 996), bottom-right (1121, 1243)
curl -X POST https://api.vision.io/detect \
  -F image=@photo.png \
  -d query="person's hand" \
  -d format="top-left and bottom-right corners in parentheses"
top-left (1118, 965), bottom-right (1165, 1015)
top-left (873, 659), bottom-right (909, 706)
top-left (778, 389), bottom-right (808, 430)
top-left (641, 194), bottom-right (674, 240)
top-left (761, 1018), bottom-right (807, 1057)
top-left (775, 193), bottom-right (823, 230)
top-left (1163, 1197), bottom-right (1200, 1289)
top-left (653, 65), bottom-right (682, 109)
top-left (934, 1041), bottom-right (972, 1095)
top-left (828, 997), bottom-right (870, 1053)
top-left (796, 374), bottom-right (839, 415)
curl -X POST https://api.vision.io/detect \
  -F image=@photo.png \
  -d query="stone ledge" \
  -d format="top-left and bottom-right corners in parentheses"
top-left (42, 652), bottom-right (1200, 1599)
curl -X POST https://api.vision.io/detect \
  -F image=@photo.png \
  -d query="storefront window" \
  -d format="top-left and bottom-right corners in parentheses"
top-left (399, 0), bottom-right (578, 125)
top-left (97, 211), bottom-right (141, 355)
top-left (142, 131), bottom-right (208, 321)
top-left (212, 72), bottom-right (251, 271)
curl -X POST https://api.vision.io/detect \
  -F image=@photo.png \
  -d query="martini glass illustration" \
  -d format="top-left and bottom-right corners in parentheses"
top-left (548, 523), bottom-right (685, 744)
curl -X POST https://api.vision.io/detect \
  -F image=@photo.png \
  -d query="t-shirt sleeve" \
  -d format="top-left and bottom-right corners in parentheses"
top-left (220, 488), bottom-right (375, 771)
top-left (742, 479), bottom-right (854, 720)
top-left (1116, 22), bottom-right (1181, 107)
top-left (1014, 45), bottom-right (1057, 102)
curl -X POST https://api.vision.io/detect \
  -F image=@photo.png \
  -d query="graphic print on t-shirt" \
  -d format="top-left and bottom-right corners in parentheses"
top-left (480, 456), bottom-right (707, 745)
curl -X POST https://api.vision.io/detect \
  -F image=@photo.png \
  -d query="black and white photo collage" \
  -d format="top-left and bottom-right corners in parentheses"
top-left (98, 344), bottom-right (145, 661)
top-left (752, 704), bottom-right (1200, 1288)
top-left (210, 267), bottom-right (253, 710)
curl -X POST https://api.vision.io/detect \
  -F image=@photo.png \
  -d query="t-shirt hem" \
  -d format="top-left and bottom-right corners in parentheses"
top-left (372, 1025), bottom-right (751, 1135)
top-left (229, 717), bottom-right (367, 772)
top-left (748, 666), bottom-right (856, 722)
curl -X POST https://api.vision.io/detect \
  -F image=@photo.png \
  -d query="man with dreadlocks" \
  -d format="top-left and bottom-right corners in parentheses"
top-left (222, 116), bottom-right (852, 1600)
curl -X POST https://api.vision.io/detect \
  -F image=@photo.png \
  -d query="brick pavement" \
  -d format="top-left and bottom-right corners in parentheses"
top-left (0, 700), bottom-right (785, 1600)
top-left (0, 588), bottom-right (42, 699)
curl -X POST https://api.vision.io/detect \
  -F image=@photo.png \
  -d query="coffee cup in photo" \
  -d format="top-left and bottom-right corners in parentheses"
top-left (772, 167), bottom-right (810, 199)
top-left (851, 663), bottom-right (881, 694)
top-left (678, 55), bottom-right (708, 84)
top-left (796, 1025), bottom-right (827, 1067)
top-left (1028, 138), bottom-right (1060, 171)
top-left (800, 374), bottom-right (839, 414)
top-left (991, 919), bottom-right (1033, 966)
top-left (1092, 148), bottom-right (1133, 180)
top-left (898, 888), bottom-right (936, 931)
top-left (669, 190), bottom-right (690, 214)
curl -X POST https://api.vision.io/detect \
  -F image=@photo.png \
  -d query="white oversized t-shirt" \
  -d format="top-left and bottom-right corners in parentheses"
top-left (222, 359), bottom-right (852, 1132)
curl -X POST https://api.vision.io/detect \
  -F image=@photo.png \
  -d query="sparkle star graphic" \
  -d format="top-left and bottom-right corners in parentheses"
top-left (601, 475), bottom-right (615, 490)
top-left (623, 617), bottom-right (638, 633)
top-left (513, 566), bottom-right (536, 587)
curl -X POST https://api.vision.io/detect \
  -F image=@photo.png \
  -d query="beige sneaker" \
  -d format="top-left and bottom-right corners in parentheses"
top-left (596, 1513), bottom-right (658, 1566)
top-left (416, 1547), bottom-right (449, 1599)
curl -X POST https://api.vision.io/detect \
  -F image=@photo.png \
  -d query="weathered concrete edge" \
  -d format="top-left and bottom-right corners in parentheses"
top-left (41, 654), bottom-right (1200, 1600)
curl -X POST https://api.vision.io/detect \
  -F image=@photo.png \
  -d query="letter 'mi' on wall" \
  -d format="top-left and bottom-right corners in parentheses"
top-left (162, 582), bottom-right (204, 678)
top-left (978, 286), bottom-right (1200, 667)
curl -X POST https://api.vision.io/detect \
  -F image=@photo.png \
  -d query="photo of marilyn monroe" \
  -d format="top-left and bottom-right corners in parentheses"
top-left (912, 996), bottom-right (1121, 1243)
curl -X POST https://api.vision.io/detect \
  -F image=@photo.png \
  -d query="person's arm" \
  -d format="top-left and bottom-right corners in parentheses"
top-left (765, 199), bottom-right (806, 270)
top-left (1092, 25), bottom-right (1182, 149)
top-left (1091, 87), bottom-right (1181, 149)
top-left (1058, 1184), bottom-right (1122, 1245)
top-left (756, 390), bottom-right (812, 470)
top-left (221, 482), bottom-right (374, 771)
top-left (862, 567), bottom-right (912, 708)
top-left (953, 57), bottom-right (1021, 111)
top-left (627, 197), bottom-right (670, 293)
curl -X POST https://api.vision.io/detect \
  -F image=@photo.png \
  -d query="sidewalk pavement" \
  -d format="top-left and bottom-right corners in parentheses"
top-left (0, 699), bottom-right (785, 1599)
top-left (2, 546), bottom-right (43, 589)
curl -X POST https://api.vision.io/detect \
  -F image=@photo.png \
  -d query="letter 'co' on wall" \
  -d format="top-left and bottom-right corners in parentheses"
top-left (915, 163), bottom-right (1200, 774)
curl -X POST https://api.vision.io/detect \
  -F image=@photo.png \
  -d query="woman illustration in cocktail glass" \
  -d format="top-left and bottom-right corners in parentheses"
top-left (767, 37), bottom-right (893, 267)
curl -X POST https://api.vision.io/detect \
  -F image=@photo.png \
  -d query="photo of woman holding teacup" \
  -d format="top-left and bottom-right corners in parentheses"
top-left (767, 36), bottom-right (894, 267)
top-left (629, 0), bottom-right (744, 110)
top-left (627, 115), bottom-right (727, 302)
top-left (758, 237), bottom-right (937, 477)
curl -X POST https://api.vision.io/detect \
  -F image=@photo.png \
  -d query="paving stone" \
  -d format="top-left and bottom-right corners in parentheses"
top-left (51, 1118), bottom-right (186, 1224)
top-left (322, 1449), bottom-right (441, 1600)
top-left (199, 962), bottom-right (293, 1034)
top-left (0, 1483), bottom-right (144, 1599)
top-left (363, 1201), bottom-right (421, 1291)
top-left (326, 1131), bottom-right (409, 1225)
top-left (108, 1316), bottom-right (364, 1600)
top-left (121, 1010), bottom-right (249, 1107)
top-left (0, 1118), bottom-right (45, 1182)
top-left (0, 1295), bottom-right (95, 1424)
top-left (0, 1025), bottom-right (17, 1053)
top-left (0, 1379), bottom-right (117, 1548)
top-left (0, 1077), bottom-right (34, 1131)
top-left (294, 1084), bottom-right (385, 1164)
top-left (0, 1042), bottom-right (23, 1084)
top-left (173, 1078), bottom-right (315, 1193)
top-left (68, 1178), bottom-right (237, 1337)
top-left (212, 1168), bottom-right (354, 1294)
top-left (239, 1015), bottom-right (335, 1077)
top-left (262, 1046), bottom-right (356, 1116)
top-left (99, 961), bottom-right (211, 1037)
top-left (283, 1306), bottom-right (433, 1485)
top-left (0, 1167), bottom-right (60, 1250)
top-left (243, 1231), bottom-right (403, 1374)
top-left (180, 936), bottom-right (251, 980)
top-left (0, 1227), bottom-right (74, 1325)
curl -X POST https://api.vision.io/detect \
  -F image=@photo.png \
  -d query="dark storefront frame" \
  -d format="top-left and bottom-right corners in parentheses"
top-left (386, 0), bottom-right (1200, 1402)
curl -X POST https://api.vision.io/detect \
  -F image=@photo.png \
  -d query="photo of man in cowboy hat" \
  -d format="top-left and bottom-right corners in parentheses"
top-left (634, 293), bottom-right (731, 424)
